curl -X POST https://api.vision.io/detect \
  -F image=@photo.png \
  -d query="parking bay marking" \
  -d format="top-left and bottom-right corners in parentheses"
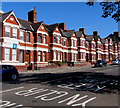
top-left (15, 87), bottom-right (96, 107)
top-left (0, 86), bottom-right (24, 93)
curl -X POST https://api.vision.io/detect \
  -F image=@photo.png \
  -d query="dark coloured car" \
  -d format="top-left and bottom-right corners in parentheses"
top-left (94, 60), bottom-right (107, 67)
top-left (0, 65), bottom-right (19, 81)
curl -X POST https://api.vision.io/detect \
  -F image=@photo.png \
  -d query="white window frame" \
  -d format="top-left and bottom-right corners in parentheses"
top-left (5, 26), bottom-right (10, 37)
top-left (5, 48), bottom-right (10, 60)
top-left (54, 50), bottom-right (56, 60)
top-left (12, 49), bottom-right (17, 61)
top-left (20, 30), bottom-right (24, 40)
top-left (12, 27), bottom-right (17, 38)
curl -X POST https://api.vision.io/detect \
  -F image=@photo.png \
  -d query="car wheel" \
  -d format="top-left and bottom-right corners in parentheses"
top-left (11, 74), bottom-right (18, 81)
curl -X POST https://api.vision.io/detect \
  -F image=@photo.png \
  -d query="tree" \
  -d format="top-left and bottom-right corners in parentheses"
top-left (86, 1), bottom-right (120, 22)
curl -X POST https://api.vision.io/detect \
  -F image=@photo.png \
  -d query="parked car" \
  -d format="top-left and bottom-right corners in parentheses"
top-left (94, 60), bottom-right (107, 67)
top-left (110, 59), bottom-right (120, 65)
top-left (0, 65), bottom-right (19, 81)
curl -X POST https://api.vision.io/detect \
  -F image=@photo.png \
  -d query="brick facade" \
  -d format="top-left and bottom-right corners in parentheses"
top-left (0, 8), bottom-right (120, 71)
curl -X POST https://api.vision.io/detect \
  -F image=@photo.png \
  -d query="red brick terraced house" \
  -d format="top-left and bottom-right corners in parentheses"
top-left (101, 39), bottom-right (109, 62)
top-left (0, 8), bottom-right (120, 71)
top-left (63, 30), bottom-right (78, 62)
top-left (76, 28), bottom-right (86, 62)
top-left (105, 32), bottom-right (120, 61)
top-left (85, 35), bottom-right (96, 63)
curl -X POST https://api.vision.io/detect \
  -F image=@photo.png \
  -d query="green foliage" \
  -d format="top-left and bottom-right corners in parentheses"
top-left (86, 2), bottom-right (120, 22)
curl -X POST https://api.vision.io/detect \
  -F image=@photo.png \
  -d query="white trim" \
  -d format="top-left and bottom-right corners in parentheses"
top-left (37, 31), bottom-right (48, 35)
top-left (3, 11), bottom-right (21, 27)
top-left (68, 50), bottom-right (78, 53)
top-left (53, 32), bottom-right (61, 36)
top-left (0, 62), bottom-right (26, 65)
top-left (80, 38), bottom-right (85, 40)
top-left (52, 47), bottom-right (62, 51)
top-left (35, 43), bottom-right (48, 46)
top-left (90, 52), bottom-right (96, 54)
top-left (78, 49), bottom-right (86, 52)
top-left (71, 37), bottom-right (77, 40)
top-left (34, 47), bottom-right (49, 52)
top-left (3, 37), bottom-right (19, 44)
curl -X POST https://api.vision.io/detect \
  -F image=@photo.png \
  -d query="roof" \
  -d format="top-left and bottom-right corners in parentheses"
top-left (31, 21), bottom-right (43, 31)
top-left (85, 35), bottom-right (94, 42)
top-left (0, 11), bottom-right (12, 22)
top-left (18, 18), bottom-right (33, 31)
top-left (63, 30), bottom-right (75, 38)
top-left (75, 31), bottom-right (83, 38)
top-left (45, 24), bottom-right (58, 33)
top-left (105, 33), bottom-right (120, 44)
top-left (101, 39), bottom-right (106, 44)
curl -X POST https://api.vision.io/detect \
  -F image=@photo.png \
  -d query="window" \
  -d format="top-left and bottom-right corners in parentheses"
top-left (20, 30), bottom-right (24, 40)
top-left (5, 48), bottom-right (10, 60)
top-left (43, 52), bottom-right (46, 62)
top-left (54, 50), bottom-right (56, 60)
top-left (58, 36), bottom-right (61, 44)
top-left (72, 53), bottom-right (75, 61)
top-left (5, 26), bottom-right (10, 37)
top-left (38, 34), bottom-right (42, 43)
top-left (73, 40), bottom-right (76, 47)
top-left (26, 32), bottom-right (30, 42)
top-left (19, 50), bottom-right (24, 63)
top-left (54, 35), bottom-right (57, 43)
top-left (58, 51), bottom-right (61, 60)
top-left (38, 51), bottom-right (42, 62)
top-left (43, 34), bottom-right (47, 44)
top-left (12, 28), bottom-right (17, 38)
top-left (63, 39), bottom-right (66, 46)
top-left (12, 49), bottom-right (17, 61)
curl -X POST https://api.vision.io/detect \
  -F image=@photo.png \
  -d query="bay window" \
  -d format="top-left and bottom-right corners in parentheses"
top-left (12, 49), bottom-right (17, 61)
top-left (5, 48), bottom-right (10, 60)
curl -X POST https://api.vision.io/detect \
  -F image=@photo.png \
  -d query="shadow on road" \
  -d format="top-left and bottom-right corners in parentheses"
top-left (2, 69), bottom-right (120, 94)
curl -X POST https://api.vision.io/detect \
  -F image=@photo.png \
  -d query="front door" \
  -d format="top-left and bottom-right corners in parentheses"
top-left (25, 50), bottom-right (31, 69)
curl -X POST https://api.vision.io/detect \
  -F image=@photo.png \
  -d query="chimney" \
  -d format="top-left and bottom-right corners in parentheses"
top-left (113, 31), bottom-right (118, 37)
top-left (93, 31), bottom-right (98, 36)
top-left (0, 10), bottom-right (4, 16)
top-left (58, 22), bottom-right (66, 30)
top-left (28, 7), bottom-right (37, 23)
top-left (79, 28), bottom-right (85, 34)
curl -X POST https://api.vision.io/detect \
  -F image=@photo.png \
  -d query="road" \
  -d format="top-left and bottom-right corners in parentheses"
top-left (1, 65), bottom-right (120, 108)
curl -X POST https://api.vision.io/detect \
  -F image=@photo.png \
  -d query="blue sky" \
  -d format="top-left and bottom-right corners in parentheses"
top-left (2, 2), bottom-right (118, 38)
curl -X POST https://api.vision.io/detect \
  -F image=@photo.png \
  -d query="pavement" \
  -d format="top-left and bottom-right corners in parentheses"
top-left (19, 65), bottom-right (92, 74)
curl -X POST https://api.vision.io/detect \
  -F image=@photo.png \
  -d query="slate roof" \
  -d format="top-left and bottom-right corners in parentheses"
top-left (31, 21), bottom-right (43, 31)
top-left (101, 39), bottom-right (106, 44)
top-left (63, 30), bottom-right (75, 38)
top-left (75, 31), bottom-right (83, 38)
top-left (18, 18), bottom-right (33, 31)
top-left (0, 11), bottom-right (12, 22)
top-left (45, 24), bottom-right (58, 33)
top-left (105, 33), bottom-right (120, 44)
top-left (85, 35), bottom-right (94, 42)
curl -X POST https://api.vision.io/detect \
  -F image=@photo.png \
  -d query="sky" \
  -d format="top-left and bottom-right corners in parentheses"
top-left (1, 2), bottom-right (118, 38)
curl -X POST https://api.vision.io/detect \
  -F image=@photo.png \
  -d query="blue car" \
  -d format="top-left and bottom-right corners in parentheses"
top-left (0, 65), bottom-right (19, 81)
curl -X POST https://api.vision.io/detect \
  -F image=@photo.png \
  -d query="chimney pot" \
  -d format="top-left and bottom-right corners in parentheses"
top-left (93, 31), bottom-right (98, 36)
top-left (79, 28), bottom-right (85, 34)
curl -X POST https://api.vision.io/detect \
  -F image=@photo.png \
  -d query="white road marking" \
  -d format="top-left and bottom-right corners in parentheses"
top-left (0, 86), bottom-right (24, 93)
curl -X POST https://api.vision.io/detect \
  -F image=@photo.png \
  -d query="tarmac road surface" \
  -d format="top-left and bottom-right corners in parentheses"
top-left (1, 65), bottom-right (119, 108)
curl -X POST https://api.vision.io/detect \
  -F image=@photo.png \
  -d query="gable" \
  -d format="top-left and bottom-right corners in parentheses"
top-left (81, 34), bottom-right (85, 39)
top-left (53, 26), bottom-right (61, 34)
top-left (38, 24), bottom-right (47, 33)
top-left (5, 15), bottom-right (19, 26)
